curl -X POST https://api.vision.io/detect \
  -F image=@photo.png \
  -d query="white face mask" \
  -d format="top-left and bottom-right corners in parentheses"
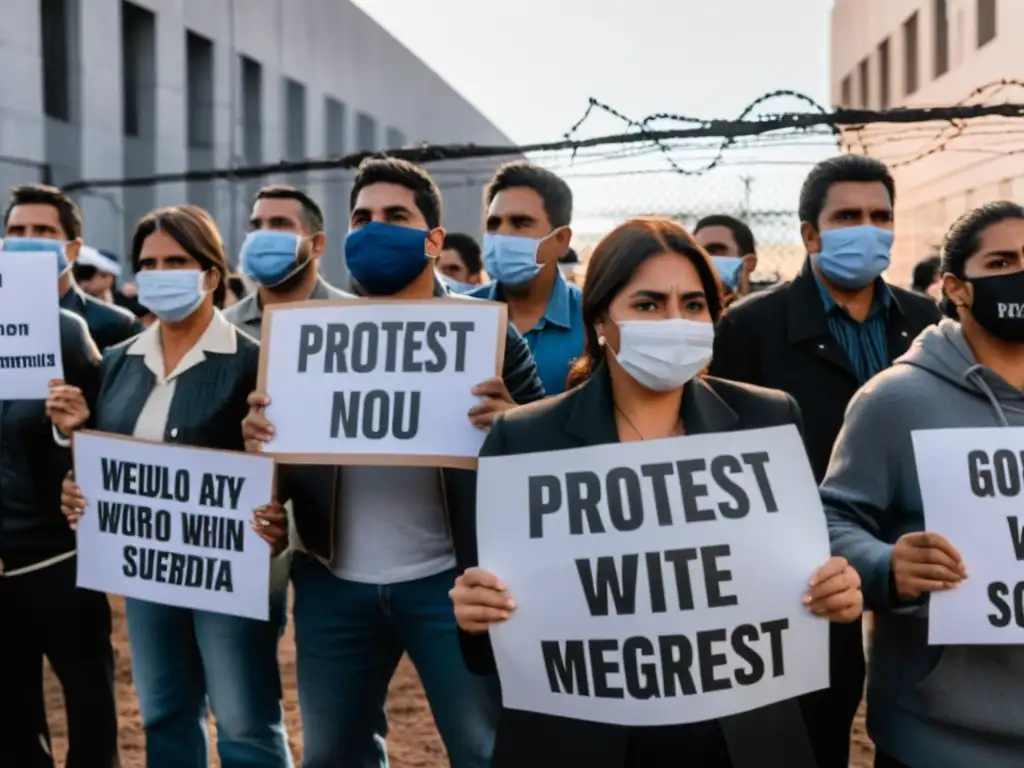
top-left (610, 318), bottom-right (715, 391)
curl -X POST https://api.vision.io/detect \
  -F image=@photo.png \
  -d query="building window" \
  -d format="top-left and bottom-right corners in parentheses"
top-left (324, 97), bottom-right (346, 156)
top-left (41, 0), bottom-right (72, 121)
top-left (977, 0), bottom-right (996, 48)
top-left (122, 1), bottom-right (156, 138)
top-left (386, 127), bottom-right (407, 149)
top-left (185, 31), bottom-right (214, 149)
top-left (840, 75), bottom-right (852, 107)
top-left (903, 12), bottom-right (919, 96)
top-left (878, 38), bottom-right (891, 109)
top-left (356, 112), bottom-right (377, 152)
top-left (240, 56), bottom-right (262, 164)
top-left (284, 79), bottom-right (306, 161)
top-left (933, 0), bottom-right (949, 78)
top-left (858, 57), bottom-right (870, 108)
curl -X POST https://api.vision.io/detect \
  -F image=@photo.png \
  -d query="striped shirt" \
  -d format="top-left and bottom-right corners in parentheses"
top-left (815, 275), bottom-right (892, 383)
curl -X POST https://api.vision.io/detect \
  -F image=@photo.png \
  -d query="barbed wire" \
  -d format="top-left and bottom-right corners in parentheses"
top-left (59, 83), bottom-right (1024, 194)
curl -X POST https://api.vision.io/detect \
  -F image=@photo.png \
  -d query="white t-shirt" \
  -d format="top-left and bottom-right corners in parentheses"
top-left (328, 465), bottom-right (456, 584)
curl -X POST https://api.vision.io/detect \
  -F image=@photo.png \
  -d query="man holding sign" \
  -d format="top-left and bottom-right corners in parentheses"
top-left (242, 158), bottom-right (545, 767)
top-left (823, 202), bottom-right (1024, 768)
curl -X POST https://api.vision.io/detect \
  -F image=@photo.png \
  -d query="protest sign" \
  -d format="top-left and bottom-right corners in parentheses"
top-left (73, 431), bottom-right (275, 621)
top-left (258, 298), bottom-right (506, 469)
top-left (914, 426), bottom-right (1024, 644)
top-left (476, 424), bottom-right (830, 726)
top-left (0, 250), bottom-right (63, 399)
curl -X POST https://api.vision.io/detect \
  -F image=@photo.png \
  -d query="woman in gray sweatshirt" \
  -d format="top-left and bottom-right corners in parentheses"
top-left (821, 201), bottom-right (1024, 768)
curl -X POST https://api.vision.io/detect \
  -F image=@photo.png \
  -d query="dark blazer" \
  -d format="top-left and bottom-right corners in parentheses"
top-left (0, 310), bottom-right (101, 564)
top-left (457, 365), bottom-right (818, 768)
top-left (281, 278), bottom-right (546, 562)
top-left (707, 260), bottom-right (941, 768)
top-left (61, 283), bottom-right (144, 353)
top-left (93, 325), bottom-right (258, 453)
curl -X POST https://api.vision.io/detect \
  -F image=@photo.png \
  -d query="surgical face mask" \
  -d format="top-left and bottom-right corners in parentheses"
top-left (813, 225), bottom-right (893, 290)
top-left (135, 269), bottom-right (207, 323)
top-left (344, 222), bottom-right (430, 295)
top-left (441, 274), bottom-right (478, 294)
top-left (610, 318), bottom-right (715, 391)
top-left (240, 230), bottom-right (308, 288)
top-left (483, 230), bottom-right (563, 287)
top-left (966, 271), bottom-right (1024, 342)
top-left (711, 256), bottom-right (744, 292)
top-left (1, 236), bottom-right (70, 276)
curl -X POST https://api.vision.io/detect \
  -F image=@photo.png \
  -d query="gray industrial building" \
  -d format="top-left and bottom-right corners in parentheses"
top-left (0, 0), bottom-right (513, 286)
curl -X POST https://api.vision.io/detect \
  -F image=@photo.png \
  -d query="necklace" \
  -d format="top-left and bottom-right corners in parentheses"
top-left (614, 403), bottom-right (682, 441)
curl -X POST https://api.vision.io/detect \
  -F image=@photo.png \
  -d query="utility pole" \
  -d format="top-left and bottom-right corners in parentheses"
top-left (740, 174), bottom-right (754, 219)
top-left (226, 0), bottom-right (239, 264)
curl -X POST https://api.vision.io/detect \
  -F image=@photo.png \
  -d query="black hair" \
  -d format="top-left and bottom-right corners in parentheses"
top-left (939, 200), bottom-right (1024, 318)
top-left (911, 255), bottom-right (941, 292)
top-left (566, 216), bottom-right (723, 390)
top-left (350, 157), bottom-right (443, 230)
top-left (560, 247), bottom-right (580, 264)
top-left (484, 161), bottom-right (573, 229)
top-left (3, 183), bottom-right (84, 240)
top-left (441, 232), bottom-right (482, 274)
top-left (694, 214), bottom-right (757, 255)
top-left (226, 274), bottom-right (248, 300)
top-left (255, 185), bottom-right (325, 233)
top-left (130, 205), bottom-right (230, 307)
top-left (798, 155), bottom-right (895, 228)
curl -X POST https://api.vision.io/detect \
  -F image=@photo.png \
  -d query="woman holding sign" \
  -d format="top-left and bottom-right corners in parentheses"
top-left (48, 205), bottom-right (293, 768)
top-left (450, 217), bottom-right (863, 768)
top-left (823, 201), bottom-right (1024, 768)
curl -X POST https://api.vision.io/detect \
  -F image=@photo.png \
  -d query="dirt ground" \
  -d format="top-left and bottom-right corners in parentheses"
top-left (44, 596), bottom-right (875, 767)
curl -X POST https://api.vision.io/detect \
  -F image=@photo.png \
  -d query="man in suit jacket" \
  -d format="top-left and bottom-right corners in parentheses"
top-left (709, 154), bottom-right (942, 768)
top-left (3, 184), bottom-right (143, 351)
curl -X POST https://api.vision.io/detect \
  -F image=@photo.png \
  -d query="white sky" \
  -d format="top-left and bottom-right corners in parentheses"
top-left (350, 0), bottom-right (837, 244)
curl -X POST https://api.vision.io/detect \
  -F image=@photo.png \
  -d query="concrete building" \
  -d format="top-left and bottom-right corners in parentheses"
top-left (830, 0), bottom-right (1014, 287)
top-left (0, 0), bottom-right (512, 287)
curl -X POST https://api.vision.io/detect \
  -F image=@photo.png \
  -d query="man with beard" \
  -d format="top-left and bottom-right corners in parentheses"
top-left (224, 185), bottom-right (354, 340)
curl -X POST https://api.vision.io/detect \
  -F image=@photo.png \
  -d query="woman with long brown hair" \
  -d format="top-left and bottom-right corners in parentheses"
top-left (449, 216), bottom-right (863, 767)
top-left (46, 205), bottom-right (292, 768)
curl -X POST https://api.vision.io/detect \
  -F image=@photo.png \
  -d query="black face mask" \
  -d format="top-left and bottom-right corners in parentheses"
top-left (967, 271), bottom-right (1024, 342)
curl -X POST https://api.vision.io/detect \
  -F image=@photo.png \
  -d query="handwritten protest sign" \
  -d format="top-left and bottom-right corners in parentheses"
top-left (74, 431), bottom-right (274, 621)
top-left (258, 298), bottom-right (506, 468)
top-left (476, 424), bottom-right (830, 726)
top-left (0, 250), bottom-right (63, 399)
top-left (914, 427), bottom-right (1024, 644)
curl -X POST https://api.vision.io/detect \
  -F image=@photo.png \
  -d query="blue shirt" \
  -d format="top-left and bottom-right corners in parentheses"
top-left (470, 272), bottom-right (585, 395)
top-left (814, 274), bottom-right (892, 383)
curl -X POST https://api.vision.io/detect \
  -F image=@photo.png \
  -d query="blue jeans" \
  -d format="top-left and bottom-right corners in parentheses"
top-left (125, 581), bottom-right (292, 768)
top-left (291, 554), bottom-right (500, 768)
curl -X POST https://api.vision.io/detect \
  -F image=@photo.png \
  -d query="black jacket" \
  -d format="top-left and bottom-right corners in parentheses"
top-left (709, 261), bottom-right (942, 483)
top-left (281, 283), bottom-right (547, 561)
top-left (93, 327), bottom-right (258, 453)
top-left (456, 365), bottom-right (817, 768)
top-left (0, 310), bottom-right (101, 565)
top-left (707, 260), bottom-right (941, 768)
top-left (62, 283), bottom-right (144, 352)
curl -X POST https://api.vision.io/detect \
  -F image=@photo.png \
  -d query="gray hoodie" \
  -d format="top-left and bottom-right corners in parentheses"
top-left (822, 319), bottom-right (1024, 768)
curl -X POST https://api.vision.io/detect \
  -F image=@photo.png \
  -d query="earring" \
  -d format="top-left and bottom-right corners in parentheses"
top-left (597, 335), bottom-right (606, 347)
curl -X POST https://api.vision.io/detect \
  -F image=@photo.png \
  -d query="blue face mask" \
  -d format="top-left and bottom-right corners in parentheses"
top-left (136, 269), bottom-right (207, 323)
top-left (344, 222), bottom-right (430, 296)
top-left (711, 256), bottom-right (744, 291)
top-left (814, 225), bottom-right (894, 290)
top-left (240, 230), bottom-right (307, 287)
top-left (483, 233), bottom-right (548, 287)
top-left (2, 236), bottom-right (70, 276)
top-left (441, 273), bottom-right (478, 294)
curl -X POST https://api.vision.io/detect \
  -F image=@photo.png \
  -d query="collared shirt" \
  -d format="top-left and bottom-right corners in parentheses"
top-left (814, 274), bottom-right (892, 383)
top-left (223, 276), bottom-right (354, 339)
top-left (470, 270), bottom-right (585, 395)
